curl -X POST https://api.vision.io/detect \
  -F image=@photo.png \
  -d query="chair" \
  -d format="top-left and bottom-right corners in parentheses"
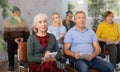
top-left (17, 42), bottom-right (29, 72)
top-left (99, 41), bottom-right (110, 62)
top-left (63, 55), bottom-right (98, 72)
top-left (17, 41), bottom-right (66, 72)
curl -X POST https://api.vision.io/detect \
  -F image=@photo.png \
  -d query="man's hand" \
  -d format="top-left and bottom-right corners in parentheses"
top-left (74, 52), bottom-right (82, 59)
top-left (84, 54), bottom-right (93, 61)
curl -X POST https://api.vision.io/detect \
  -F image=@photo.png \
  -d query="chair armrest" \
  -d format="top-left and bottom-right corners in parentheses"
top-left (18, 60), bottom-right (29, 68)
top-left (58, 56), bottom-right (67, 63)
top-left (63, 54), bottom-right (76, 62)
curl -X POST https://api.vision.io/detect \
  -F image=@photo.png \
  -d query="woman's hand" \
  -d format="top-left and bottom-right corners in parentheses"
top-left (115, 40), bottom-right (120, 45)
top-left (46, 57), bottom-right (56, 61)
top-left (59, 33), bottom-right (65, 38)
top-left (14, 37), bottom-right (23, 44)
top-left (41, 50), bottom-right (56, 63)
top-left (41, 56), bottom-right (55, 61)
top-left (106, 40), bottom-right (120, 45)
top-left (44, 50), bottom-right (51, 57)
top-left (59, 37), bottom-right (64, 44)
top-left (41, 56), bottom-right (56, 63)
top-left (105, 39), bottom-right (110, 43)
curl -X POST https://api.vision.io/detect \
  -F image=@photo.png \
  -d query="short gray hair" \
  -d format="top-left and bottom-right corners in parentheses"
top-left (74, 11), bottom-right (86, 20)
top-left (32, 13), bottom-right (47, 33)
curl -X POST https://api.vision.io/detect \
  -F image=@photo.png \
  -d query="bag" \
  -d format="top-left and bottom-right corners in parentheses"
top-left (18, 42), bottom-right (28, 63)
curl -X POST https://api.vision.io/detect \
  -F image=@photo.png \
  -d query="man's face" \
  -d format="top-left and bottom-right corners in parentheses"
top-left (13, 11), bottom-right (21, 16)
top-left (74, 13), bottom-right (86, 28)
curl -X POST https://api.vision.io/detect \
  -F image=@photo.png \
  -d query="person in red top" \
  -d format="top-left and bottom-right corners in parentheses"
top-left (27, 13), bottom-right (63, 72)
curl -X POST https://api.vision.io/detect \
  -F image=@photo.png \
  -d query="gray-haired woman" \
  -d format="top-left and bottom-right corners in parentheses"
top-left (27, 13), bottom-right (63, 72)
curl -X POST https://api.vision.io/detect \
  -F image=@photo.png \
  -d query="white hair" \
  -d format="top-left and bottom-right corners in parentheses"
top-left (32, 13), bottom-right (47, 33)
top-left (33, 13), bottom-right (47, 27)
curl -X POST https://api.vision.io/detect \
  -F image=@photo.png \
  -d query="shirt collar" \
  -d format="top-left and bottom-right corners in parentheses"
top-left (73, 26), bottom-right (88, 32)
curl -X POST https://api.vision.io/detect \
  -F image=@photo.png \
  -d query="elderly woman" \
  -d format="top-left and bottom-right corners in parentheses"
top-left (96, 11), bottom-right (120, 70)
top-left (48, 12), bottom-right (66, 49)
top-left (27, 13), bottom-right (63, 72)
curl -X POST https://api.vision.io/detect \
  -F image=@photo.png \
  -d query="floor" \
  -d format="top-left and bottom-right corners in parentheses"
top-left (0, 55), bottom-right (19, 72)
top-left (0, 61), bottom-right (8, 72)
top-left (0, 49), bottom-right (22, 72)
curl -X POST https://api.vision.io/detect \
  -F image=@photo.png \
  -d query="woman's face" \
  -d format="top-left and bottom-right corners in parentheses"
top-left (35, 18), bottom-right (48, 32)
top-left (105, 14), bottom-right (114, 24)
top-left (66, 13), bottom-right (73, 21)
top-left (53, 14), bottom-right (60, 24)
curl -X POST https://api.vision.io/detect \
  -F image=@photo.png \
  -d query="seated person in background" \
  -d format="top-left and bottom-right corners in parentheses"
top-left (96, 11), bottom-right (120, 69)
top-left (27, 13), bottom-right (63, 72)
top-left (48, 12), bottom-right (66, 49)
top-left (63, 11), bottom-right (75, 32)
top-left (63, 11), bottom-right (114, 72)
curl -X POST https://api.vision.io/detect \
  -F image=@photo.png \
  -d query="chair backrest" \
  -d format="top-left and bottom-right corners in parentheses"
top-left (18, 42), bottom-right (28, 63)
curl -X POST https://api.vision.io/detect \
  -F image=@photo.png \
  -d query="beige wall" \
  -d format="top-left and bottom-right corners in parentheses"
top-left (0, 0), bottom-right (68, 32)
top-left (0, 0), bottom-right (68, 61)
top-left (1, 0), bottom-right (119, 32)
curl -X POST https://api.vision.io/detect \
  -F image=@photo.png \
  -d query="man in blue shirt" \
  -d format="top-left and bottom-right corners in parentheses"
top-left (63, 11), bottom-right (114, 72)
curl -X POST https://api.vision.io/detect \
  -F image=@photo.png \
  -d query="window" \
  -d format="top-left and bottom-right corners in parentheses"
top-left (88, 0), bottom-right (120, 17)
top-left (88, 0), bottom-right (104, 17)
top-left (105, 0), bottom-right (120, 17)
top-left (67, 0), bottom-right (87, 14)
top-left (68, 0), bottom-right (120, 18)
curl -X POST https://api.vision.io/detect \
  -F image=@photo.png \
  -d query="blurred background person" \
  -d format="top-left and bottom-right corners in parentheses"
top-left (48, 12), bottom-right (66, 49)
top-left (63, 11), bottom-right (75, 32)
top-left (3, 6), bottom-right (30, 71)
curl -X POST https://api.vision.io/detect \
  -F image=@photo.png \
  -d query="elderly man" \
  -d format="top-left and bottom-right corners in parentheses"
top-left (63, 11), bottom-right (114, 72)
